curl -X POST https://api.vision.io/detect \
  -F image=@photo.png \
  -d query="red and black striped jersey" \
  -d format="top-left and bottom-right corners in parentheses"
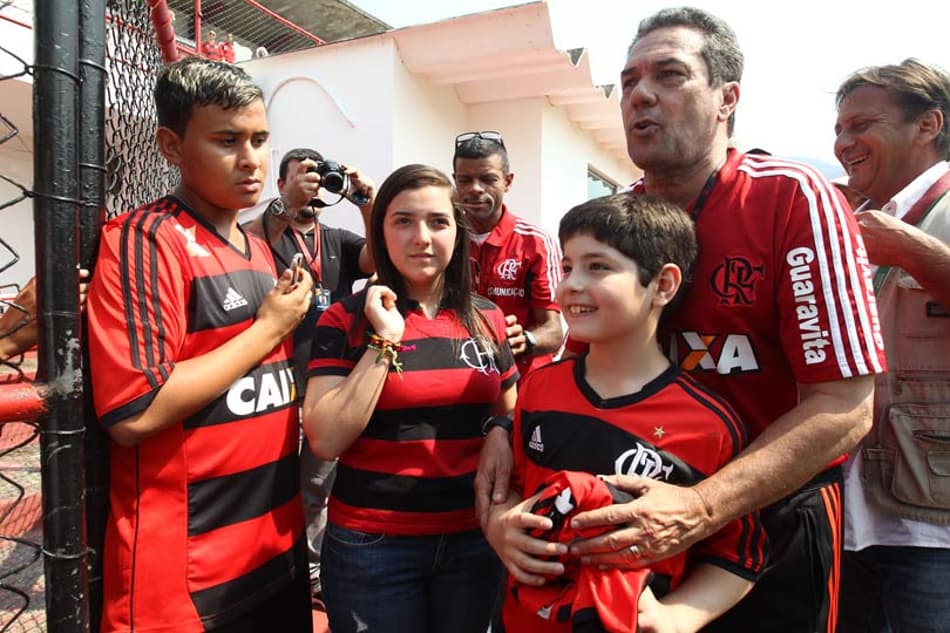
top-left (87, 196), bottom-right (304, 632)
top-left (308, 289), bottom-right (519, 535)
top-left (507, 356), bottom-right (767, 631)
top-left (657, 149), bottom-right (885, 439)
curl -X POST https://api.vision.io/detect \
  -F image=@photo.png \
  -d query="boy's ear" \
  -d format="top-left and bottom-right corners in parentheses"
top-left (652, 263), bottom-right (682, 307)
top-left (156, 126), bottom-right (184, 166)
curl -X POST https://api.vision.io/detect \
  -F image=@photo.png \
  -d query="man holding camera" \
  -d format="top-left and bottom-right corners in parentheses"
top-left (244, 147), bottom-right (376, 609)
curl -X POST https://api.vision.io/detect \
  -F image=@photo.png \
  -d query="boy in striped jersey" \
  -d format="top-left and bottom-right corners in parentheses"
top-left (485, 194), bottom-right (766, 632)
top-left (86, 57), bottom-right (313, 632)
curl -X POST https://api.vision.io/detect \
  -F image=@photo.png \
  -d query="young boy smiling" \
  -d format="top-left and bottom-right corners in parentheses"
top-left (86, 58), bottom-right (314, 632)
top-left (485, 193), bottom-right (766, 632)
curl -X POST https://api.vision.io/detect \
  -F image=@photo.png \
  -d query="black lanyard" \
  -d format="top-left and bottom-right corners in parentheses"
top-left (688, 170), bottom-right (720, 221)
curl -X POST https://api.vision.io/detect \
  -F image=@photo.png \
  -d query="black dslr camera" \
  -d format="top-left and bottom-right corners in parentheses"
top-left (307, 160), bottom-right (347, 194)
top-left (307, 160), bottom-right (370, 206)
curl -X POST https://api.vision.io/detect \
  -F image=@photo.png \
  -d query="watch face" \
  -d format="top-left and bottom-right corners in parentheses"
top-left (524, 331), bottom-right (537, 352)
top-left (269, 198), bottom-right (286, 216)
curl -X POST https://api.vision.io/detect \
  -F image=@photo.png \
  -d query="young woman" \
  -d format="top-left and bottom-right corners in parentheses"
top-left (302, 164), bottom-right (518, 633)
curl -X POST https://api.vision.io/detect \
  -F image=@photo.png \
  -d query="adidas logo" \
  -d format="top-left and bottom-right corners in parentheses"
top-left (222, 287), bottom-right (249, 311)
top-left (528, 425), bottom-right (544, 452)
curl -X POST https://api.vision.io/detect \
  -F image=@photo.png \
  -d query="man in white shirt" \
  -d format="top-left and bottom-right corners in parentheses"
top-left (834, 58), bottom-right (950, 633)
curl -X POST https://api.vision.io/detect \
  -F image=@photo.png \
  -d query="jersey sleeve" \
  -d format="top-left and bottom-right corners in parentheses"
top-left (688, 444), bottom-right (768, 579)
top-left (527, 229), bottom-right (562, 312)
top-left (338, 228), bottom-right (368, 279)
top-left (86, 213), bottom-right (188, 428)
top-left (775, 172), bottom-right (885, 383)
top-left (690, 509), bottom-right (767, 581)
top-left (307, 300), bottom-right (358, 378)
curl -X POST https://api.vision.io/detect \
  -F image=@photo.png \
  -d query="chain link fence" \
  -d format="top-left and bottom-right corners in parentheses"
top-left (107, 0), bottom-right (178, 218)
top-left (1, 0), bottom-right (44, 628)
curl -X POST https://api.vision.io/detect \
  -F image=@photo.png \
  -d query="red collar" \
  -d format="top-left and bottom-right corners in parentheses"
top-left (483, 206), bottom-right (516, 248)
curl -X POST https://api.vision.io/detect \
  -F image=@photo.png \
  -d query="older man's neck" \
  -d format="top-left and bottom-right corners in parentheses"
top-left (643, 139), bottom-right (729, 211)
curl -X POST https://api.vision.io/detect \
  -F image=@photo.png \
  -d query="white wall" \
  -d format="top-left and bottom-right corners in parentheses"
top-left (242, 34), bottom-right (637, 241)
top-left (243, 38), bottom-right (399, 235)
top-left (540, 100), bottom-right (638, 233)
top-left (0, 14), bottom-right (35, 290)
top-left (0, 143), bottom-right (35, 290)
top-left (467, 99), bottom-right (545, 225)
top-left (391, 54), bottom-right (467, 173)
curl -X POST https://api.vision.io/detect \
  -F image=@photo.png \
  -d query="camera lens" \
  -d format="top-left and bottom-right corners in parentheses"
top-left (318, 160), bottom-right (346, 194)
top-left (321, 171), bottom-right (345, 194)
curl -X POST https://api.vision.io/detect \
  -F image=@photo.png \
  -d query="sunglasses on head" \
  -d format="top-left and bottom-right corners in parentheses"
top-left (455, 131), bottom-right (505, 149)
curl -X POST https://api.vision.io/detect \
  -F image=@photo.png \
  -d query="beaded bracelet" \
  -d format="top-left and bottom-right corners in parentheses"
top-left (367, 334), bottom-right (416, 377)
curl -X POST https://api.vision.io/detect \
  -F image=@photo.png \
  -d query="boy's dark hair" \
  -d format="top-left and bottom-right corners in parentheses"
top-left (836, 58), bottom-right (950, 159)
top-left (631, 7), bottom-right (743, 136)
top-left (154, 57), bottom-right (264, 136)
top-left (559, 193), bottom-right (697, 288)
top-left (453, 138), bottom-right (510, 174)
top-left (278, 147), bottom-right (325, 182)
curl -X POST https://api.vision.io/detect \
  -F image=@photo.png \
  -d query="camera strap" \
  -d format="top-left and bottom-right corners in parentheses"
top-left (291, 223), bottom-right (323, 286)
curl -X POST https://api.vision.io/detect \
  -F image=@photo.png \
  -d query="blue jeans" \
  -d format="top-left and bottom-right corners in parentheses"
top-left (839, 545), bottom-right (950, 633)
top-left (322, 523), bottom-right (499, 633)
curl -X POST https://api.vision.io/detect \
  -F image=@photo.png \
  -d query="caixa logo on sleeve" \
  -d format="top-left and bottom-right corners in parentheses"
top-left (668, 332), bottom-right (760, 374)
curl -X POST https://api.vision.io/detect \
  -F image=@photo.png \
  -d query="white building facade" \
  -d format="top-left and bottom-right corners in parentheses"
top-left (1, 1), bottom-right (637, 287)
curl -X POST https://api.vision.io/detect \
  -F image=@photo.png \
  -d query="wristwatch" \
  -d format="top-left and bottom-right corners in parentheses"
top-left (481, 414), bottom-right (514, 436)
top-left (267, 197), bottom-right (287, 216)
top-left (523, 330), bottom-right (538, 355)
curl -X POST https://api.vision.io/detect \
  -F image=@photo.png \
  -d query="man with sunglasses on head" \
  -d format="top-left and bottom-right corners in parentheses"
top-left (453, 131), bottom-right (564, 382)
top-left (244, 147), bottom-right (376, 610)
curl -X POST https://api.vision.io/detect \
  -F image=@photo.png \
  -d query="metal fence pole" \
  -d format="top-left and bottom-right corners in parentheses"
top-left (34, 0), bottom-right (89, 629)
top-left (79, 1), bottom-right (108, 630)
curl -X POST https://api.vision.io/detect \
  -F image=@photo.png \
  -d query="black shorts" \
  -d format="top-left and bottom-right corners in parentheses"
top-left (703, 466), bottom-right (843, 633)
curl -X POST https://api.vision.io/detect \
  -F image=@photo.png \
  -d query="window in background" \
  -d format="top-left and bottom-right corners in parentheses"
top-left (587, 168), bottom-right (618, 199)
